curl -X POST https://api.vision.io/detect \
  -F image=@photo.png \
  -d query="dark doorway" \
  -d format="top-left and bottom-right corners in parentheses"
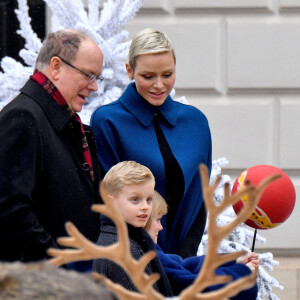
top-left (0, 0), bottom-right (46, 65)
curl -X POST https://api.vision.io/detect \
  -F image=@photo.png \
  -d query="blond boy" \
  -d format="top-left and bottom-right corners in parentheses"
top-left (92, 161), bottom-right (173, 297)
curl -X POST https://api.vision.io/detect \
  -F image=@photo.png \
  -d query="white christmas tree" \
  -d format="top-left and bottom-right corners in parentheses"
top-left (0, 0), bottom-right (282, 298)
top-left (200, 158), bottom-right (284, 300)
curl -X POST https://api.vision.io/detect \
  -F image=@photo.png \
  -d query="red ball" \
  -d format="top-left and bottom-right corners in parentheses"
top-left (232, 165), bottom-right (296, 230)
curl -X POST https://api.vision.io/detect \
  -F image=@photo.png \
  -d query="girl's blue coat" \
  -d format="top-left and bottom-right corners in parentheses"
top-left (91, 83), bottom-right (212, 253)
top-left (155, 244), bottom-right (258, 298)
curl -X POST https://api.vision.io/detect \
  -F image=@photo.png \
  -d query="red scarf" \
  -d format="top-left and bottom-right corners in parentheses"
top-left (31, 70), bottom-right (95, 181)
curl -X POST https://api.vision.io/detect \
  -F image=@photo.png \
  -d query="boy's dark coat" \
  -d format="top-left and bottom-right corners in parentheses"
top-left (93, 215), bottom-right (173, 297)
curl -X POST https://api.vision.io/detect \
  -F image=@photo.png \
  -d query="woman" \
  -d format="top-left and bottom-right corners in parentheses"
top-left (91, 28), bottom-right (212, 258)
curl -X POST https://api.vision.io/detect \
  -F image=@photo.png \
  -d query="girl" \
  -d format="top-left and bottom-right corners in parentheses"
top-left (145, 191), bottom-right (259, 298)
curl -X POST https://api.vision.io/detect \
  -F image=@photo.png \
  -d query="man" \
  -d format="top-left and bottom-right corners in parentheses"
top-left (0, 29), bottom-right (103, 262)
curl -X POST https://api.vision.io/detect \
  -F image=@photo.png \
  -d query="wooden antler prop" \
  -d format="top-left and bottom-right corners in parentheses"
top-left (48, 164), bottom-right (280, 300)
top-left (48, 181), bottom-right (163, 300)
top-left (178, 164), bottom-right (280, 300)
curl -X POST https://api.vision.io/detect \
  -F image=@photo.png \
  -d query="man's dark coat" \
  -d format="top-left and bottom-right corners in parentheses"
top-left (0, 79), bottom-right (101, 261)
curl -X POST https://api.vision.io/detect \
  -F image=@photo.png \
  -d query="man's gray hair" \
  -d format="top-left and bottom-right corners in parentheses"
top-left (35, 29), bottom-right (91, 70)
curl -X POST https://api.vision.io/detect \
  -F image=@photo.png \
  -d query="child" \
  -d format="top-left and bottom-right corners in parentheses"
top-left (145, 191), bottom-right (259, 298)
top-left (92, 161), bottom-right (173, 297)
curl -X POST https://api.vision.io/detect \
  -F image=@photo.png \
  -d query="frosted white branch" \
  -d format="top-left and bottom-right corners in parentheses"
top-left (198, 157), bottom-right (283, 300)
top-left (88, 0), bottom-right (100, 27)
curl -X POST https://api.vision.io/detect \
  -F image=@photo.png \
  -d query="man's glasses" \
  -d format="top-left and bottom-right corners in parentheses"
top-left (55, 55), bottom-right (103, 83)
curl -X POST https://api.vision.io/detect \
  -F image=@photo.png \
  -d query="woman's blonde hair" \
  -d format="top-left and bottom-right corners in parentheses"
top-left (144, 190), bottom-right (168, 231)
top-left (103, 161), bottom-right (155, 196)
top-left (128, 28), bottom-right (176, 71)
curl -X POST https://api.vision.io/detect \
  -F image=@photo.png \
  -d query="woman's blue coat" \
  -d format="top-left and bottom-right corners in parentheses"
top-left (91, 83), bottom-right (212, 253)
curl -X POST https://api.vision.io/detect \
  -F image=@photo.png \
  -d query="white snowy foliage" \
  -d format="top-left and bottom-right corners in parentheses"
top-left (0, 0), bottom-right (42, 102)
top-left (199, 158), bottom-right (282, 299)
top-left (257, 257), bottom-right (283, 300)
top-left (0, 57), bottom-right (32, 103)
top-left (15, 0), bottom-right (42, 54)
top-left (88, 0), bottom-right (100, 27)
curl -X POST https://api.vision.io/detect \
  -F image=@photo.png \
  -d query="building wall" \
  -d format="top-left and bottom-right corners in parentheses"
top-left (125, 0), bottom-right (300, 252)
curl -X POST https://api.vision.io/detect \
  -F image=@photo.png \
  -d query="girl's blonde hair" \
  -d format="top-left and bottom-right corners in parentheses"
top-left (103, 161), bottom-right (155, 196)
top-left (144, 190), bottom-right (168, 231)
top-left (128, 28), bottom-right (176, 72)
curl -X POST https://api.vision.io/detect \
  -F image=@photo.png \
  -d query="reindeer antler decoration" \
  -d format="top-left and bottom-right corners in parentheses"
top-left (48, 164), bottom-right (280, 300)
